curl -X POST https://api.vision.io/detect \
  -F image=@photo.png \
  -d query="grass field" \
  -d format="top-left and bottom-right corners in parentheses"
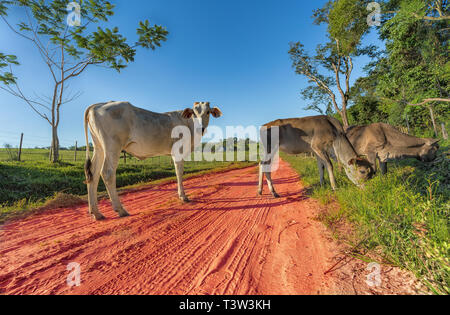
top-left (0, 148), bottom-right (180, 164)
top-left (0, 150), bottom-right (255, 223)
top-left (282, 140), bottom-right (450, 295)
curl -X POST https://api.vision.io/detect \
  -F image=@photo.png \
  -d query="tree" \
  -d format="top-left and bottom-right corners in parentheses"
top-left (0, 53), bottom-right (18, 85)
top-left (384, 0), bottom-right (450, 21)
top-left (348, 74), bottom-right (389, 125)
top-left (289, 0), bottom-right (376, 129)
top-left (374, 0), bottom-right (449, 135)
top-left (0, 1), bottom-right (18, 84)
top-left (0, 0), bottom-right (168, 162)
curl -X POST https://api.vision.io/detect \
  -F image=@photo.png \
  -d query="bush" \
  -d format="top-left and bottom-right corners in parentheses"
top-left (282, 140), bottom-right (449, 294)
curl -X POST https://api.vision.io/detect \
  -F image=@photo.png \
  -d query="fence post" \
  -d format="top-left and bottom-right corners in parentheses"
top-left (18, 133), bottom-right (24, 162)
top-left (405, 114), bottom-right (411, 135)
top-left (74, 141), bottom-right (78, 162)
top-left (442, 123), bottom-right (448, 140)
top-left (123, 151), bottom-right (127, 164)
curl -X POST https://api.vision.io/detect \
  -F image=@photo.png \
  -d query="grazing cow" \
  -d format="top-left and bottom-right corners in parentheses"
top-left (258, 116), bottom-right (374, 197)
top-left (84, 101), bottom-right (222, 220)
top-left (346, 123), bottom-right (440, 174)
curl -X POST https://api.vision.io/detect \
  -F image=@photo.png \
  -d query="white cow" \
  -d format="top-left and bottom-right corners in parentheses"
top-left (84, 101), bottom-right (222, 220)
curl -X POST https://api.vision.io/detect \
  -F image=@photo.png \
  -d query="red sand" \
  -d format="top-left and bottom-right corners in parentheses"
top-left (0, 160), bottom-right (340, 295)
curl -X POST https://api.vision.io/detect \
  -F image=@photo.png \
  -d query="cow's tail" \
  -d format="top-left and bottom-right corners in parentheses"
top-left (84, 106), bottom-right (93, 184)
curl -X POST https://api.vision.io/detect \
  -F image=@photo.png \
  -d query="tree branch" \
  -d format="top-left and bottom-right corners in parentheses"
top-left (408, 98), bottom-right (450, 106)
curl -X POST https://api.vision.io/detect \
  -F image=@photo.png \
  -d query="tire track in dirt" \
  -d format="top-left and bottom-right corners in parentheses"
top-left (0, 160), bottom-right (340, 295)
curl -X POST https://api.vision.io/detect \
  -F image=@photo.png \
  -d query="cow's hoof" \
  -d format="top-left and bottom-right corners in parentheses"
top-left (257, 190), bottom-right (263, 196)
top-left (92, 213), bottom-right (106, 221)
top-left (272, 193), bottom-right (281, 199)
top-left (181, 196), bottom-right (190, 203)
top-left (119, 211), bottom-right (130, 218)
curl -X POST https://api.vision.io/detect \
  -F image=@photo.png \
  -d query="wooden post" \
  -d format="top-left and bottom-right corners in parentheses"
top-left (429, 105), bottom-right (438, 137)
top-left (442, 123), bottom-right (448, 140)
top-left (74, 141), bottom-right (78, 162)
top-left (123, 151), bottom-right (127, 164)
top-left (18, 133), bottom-right (23, 162)
top-left (405, 114), bottom-right (411, 135)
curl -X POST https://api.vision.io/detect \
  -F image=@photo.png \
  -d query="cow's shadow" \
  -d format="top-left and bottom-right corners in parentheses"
top-left (217, 176), bottom-right (300, 188)
top-left (164, 186), bottom-right (309, 212)
top-left (147, 176), bottom-right (300, 192)
top-left (123, 174), bottom-right (309, 212)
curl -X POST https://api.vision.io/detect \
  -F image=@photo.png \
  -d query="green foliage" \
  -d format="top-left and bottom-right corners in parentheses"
top-left (0, 1), bottom-right (19, 85)
top-left (348, 75), bottom-right (389, 125)
top-left (0, 0), bottom-right (169, 162)
top-left (348, 95), bottom-right (388, 125)
top-left (0, 53), bottom-right (19, 85)
top-left (288, 42), bottom-right (336, 114)
top-left (290, 0), bottom-right (377, 124)
top-left (1, 0), bottom-right (168, 73)
top-left (328, 0), bottom-right (371, 55)
top-left (351, 0), bottom-right (450, 133)
top-left (0, 157), bottom-right (253, 207)
top-left (283, 141), bottom-right (450, 294)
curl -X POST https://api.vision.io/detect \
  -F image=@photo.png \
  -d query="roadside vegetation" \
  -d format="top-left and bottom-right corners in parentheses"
top-left (0, 151), bottom-right (255, 224)
top-left (282, 139), bottom-right (449, 295)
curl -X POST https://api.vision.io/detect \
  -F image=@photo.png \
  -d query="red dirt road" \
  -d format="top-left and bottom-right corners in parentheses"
top-left (0, 160), bottom-right (340, 295)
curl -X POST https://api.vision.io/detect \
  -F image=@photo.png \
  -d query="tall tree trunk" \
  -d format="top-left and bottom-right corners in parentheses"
top-left (51, 125), bottom-right (60, 163)
top-left (340, 111), bottom-right (350, 130)
top-left (442, 123), bottom-right (448, 140)
top-left (429, 105), bottom-right (438, 137)
top-left (405, 113), bottom-right (411, 134)
top-left (340, 100), bottom-right (350, 130)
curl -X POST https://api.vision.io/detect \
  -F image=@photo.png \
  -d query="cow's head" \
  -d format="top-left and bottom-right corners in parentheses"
top-left (344, 157), bottom-right (374, 187)
top-left (418, 139), bottom-right (440, 162)
top-left (182, 102), bottom-right (222, 134)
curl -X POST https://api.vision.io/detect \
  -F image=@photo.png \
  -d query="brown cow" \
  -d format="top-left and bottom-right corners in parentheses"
top-left (346, 123), bottom-right (440, 174)
top-left (258, 116), bottom-right (374, 196)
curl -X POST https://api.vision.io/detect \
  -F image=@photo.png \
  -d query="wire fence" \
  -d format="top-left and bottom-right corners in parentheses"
top-left (0, 129), bottom-right (261, 166)
top-left (0, 147), bottom-right (181, 166)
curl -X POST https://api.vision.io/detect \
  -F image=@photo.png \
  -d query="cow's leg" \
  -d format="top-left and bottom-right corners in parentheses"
top-left (314, 149), bottom-right (337, 190)
top-left (380, 160), bottom-right (388, 175)
top-left (367, 152), bottom-right (378, 174)
top-left (317, 157), bottom-right (326, 186)
top-left (258, 163), bottom-right (265, 196)
top-left (87, 147), bottom-right (106, 221)
top-left (173, 157), bottom-right (189, 202)
top-left (265, 171), bottom-right (280, 198)
top-left (101, 150), bottom-right (129, 218)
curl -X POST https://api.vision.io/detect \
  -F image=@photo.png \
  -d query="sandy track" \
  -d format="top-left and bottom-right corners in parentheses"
top-left (0, 160), bottom-right (339, 295)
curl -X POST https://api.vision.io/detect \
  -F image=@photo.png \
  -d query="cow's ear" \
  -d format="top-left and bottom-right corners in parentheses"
top-left (182, 108), bottom-right (194, 119)
top-left (211, 107), bottom-right (222, 118)
top-left (348, 158), bottom-right (356, 166)
top-left (430, 139), bottom-right (440, 146)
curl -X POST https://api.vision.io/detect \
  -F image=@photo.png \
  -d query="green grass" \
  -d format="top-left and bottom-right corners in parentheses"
top-left (282, 140), bottom-right (450, 295)
top-left (0, 148), bottom-right (177, 164)
top-left (0, 151), bottom-right (255, 223)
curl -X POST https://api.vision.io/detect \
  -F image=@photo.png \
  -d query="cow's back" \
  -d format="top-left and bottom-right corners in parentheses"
top-left (264, 116), bottom-right (345, 154)
top-left (347, 123), bottom-right (389, 153)
top-left (377, 123), bottom-right (429, 148)
top-left (348, 123), bottom-right (429, 153)
top-left (265, 116), bottom-right (339, 136)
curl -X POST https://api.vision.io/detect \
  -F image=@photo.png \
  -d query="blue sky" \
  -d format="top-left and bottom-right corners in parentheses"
top-left (0, 0), bottom-right (381, 148)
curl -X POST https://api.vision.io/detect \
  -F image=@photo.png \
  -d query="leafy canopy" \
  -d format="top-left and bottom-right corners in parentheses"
top-left (0, 0), bottom-right (168, 77)
top-left (374, 0), bottom-right (449, 130)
